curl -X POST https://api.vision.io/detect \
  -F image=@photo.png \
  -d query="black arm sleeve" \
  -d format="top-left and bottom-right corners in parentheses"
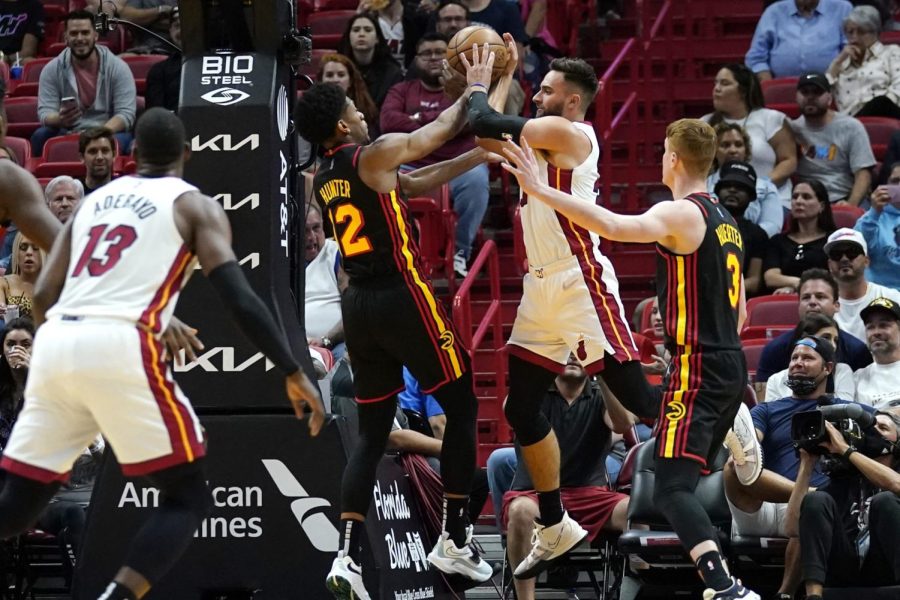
top-left (207, 261), bottom-right (300, 375)
top-left (466, 90), bottom-right (528, 143)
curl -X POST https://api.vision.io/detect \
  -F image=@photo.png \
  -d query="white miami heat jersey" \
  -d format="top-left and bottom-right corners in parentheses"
top-left (522, 121), bottom-right (603, 267)
top-left (48, 175), bottom-right (199, 333)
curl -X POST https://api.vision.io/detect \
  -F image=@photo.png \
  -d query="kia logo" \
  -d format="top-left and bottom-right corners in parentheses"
top-left (201, 87), bottom-right (251, 106)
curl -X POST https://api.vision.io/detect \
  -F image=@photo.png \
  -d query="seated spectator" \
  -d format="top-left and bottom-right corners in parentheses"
top-left (33, 10), bottom-right (137, 156)
top-left (854, 297), bottom-right (900, 411)
top-left (765, 312), bottom-right (855, 401)
top-left (464, 0), bottom-right (527, 48)
top-left (144, 6), bottom-right (182, 113)
top-left (703, 63), bottom-right (797, 202)
top-left (359, 0), bottom-right (426, 71)
top-left (856, 165), bottom-right (900, 290)
top-left (0, 318), bottom-right (32, 446)
top-left (755, 268), bottom-right (872, 399)
top-left (725, 335), bottom-right (870, 600)
top-left (745, 0), bottom-right (852, 81)
top-left (764, 179), bottom-right (836, 294)
top-left (380, 32), bottom-right (506, 276)
top-left (316, 53), bottom-right (379, 138)
top-left (0, 144), bottom-right (16, 164)
top-left (708, 123), bottom-right (783, 235)
top-left (304, 203), bottom-right (347, 360)
top-left (0, 0), bottom-right (43, 64)
top-left (714, 161), bottom-right (768, 296)
top-left (0, 233), bottom-right (42, 321)
top-left (827, 5), bottom-right (900, 118)
top-left (503, 354), bottom-right (633, 600)
top-left (79, 127), bottom-right (115, 195)
top-left (398, 366), bottom-right (446, 438)
top-left (792, 72), bottom-right (876, 206)
top-left (433, 0), bottom-right (525, 115)
top-left (337, 13), bottom-right (404, 109)
top-left (877, 130), bottom-right (900, 185)
top-left (825, 227), bottom-right (900, 341)
top-left (93, 0), bottom-right (178, 55)
top-left (788, 411), bottom-right (900, 599)
top-left (45, 175), bottom-right (84, 224)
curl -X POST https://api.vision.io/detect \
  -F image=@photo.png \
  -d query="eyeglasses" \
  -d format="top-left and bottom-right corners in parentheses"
top-left (438, 16), bottom-right (467, 23)
top-left (416, 50), bottom-right (445, 59)
top-left (827, 246), bottom-right (864, 261)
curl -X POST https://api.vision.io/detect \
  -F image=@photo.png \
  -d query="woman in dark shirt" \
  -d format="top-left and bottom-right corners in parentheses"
top-left (764, 179), bottom-right (836, 294)
top-left (337, 13), bottom-right (404, 109)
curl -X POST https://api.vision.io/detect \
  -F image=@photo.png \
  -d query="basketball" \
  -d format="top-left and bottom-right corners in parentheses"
top-left (446, 26), bottom-right (509, 83)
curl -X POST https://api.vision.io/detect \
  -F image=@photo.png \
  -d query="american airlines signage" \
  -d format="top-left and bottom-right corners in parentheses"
top-left (214, 193), bottom-right (260, 211)
top-left (174, 346), bottom-right (274, 372)
top-left (191, 134), bottom-right (260, 152)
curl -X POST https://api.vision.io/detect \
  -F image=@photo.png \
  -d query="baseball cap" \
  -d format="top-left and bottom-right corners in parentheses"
top-left (860, 297), bottom-right (900, 324)
top-left (797, 72), bottom-right (831, 93)
top-left (824, 228), bottom-right (867, 256)
top-left (794, 336), bottom-right (835, 363)
top-left (715, 161), bottom-right (758, 199)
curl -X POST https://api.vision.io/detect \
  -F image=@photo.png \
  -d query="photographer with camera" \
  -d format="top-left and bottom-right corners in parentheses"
top-left (785, 406), bottom-right (900, 599)
top-left (725, 335), bottom-right (867, 599)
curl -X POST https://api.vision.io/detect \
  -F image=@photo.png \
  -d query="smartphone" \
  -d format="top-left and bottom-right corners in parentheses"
top-left (61, 96), bottom-right (77, 109)
top-left (885, 184), bottom-right (900, 207)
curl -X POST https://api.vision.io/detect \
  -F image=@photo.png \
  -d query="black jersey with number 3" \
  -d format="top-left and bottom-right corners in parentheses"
top-left (655, 193), bottom-right (744, 353)
top-left (314, 143), bottom-right (417, 282)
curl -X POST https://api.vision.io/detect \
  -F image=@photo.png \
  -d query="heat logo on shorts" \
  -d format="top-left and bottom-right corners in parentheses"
top-left (665, 400), bottom-right (686, 421)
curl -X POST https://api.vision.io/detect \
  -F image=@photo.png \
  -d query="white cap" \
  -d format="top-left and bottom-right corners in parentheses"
top-left (824, 228), bottom-right (867, 256)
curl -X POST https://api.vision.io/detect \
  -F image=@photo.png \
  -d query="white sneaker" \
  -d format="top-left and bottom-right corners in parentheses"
top-left (325, 551), bottom-right (371, 600)
top-left (453, 251), bottom-right (468, 279)
top-left (427, 526), bottom-right (493, 583)
top-left (724, 402), bottom-right (763, 486)
top-left (513, 511), bottom-right (588, 580)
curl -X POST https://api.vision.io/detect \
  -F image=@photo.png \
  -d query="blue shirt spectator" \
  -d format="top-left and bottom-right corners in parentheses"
top-left (755, 327), bottom-right (872, 383)
top-left (751, 395), bottom-right (874, 486)
top-left (398, 367), bottom-right (445, 437)
top-left (746, 0), bottom-right (852, 80)
top-left (857, 177), bottom-right (900, 290)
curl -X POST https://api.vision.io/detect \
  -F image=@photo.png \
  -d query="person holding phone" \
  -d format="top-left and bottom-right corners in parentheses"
top-left (856, 161), bottom-right (900, 289)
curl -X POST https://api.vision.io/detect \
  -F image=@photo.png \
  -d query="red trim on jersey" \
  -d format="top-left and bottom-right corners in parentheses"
top-left (138, 330), bottom-right (204, 467)
top-left (324, 143), bottom-right (357, 157)
top-left (507, 344), bottom-right (565, 373)
top-left (351, 146), bottom-right (363, 168)
top-left (557, 218), bottom-right (636, 361)
top-left (138, 245), bottom-right (193, 334)
top-left (0, 456), bottom-right (70, 484)
top-left (357, 385), bottom-right (406, 404)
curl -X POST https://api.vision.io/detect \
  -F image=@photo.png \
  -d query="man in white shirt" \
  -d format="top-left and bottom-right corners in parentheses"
top-left (825, 228), bottom-right (900, 341)
top-left (304, 203), bottom-right (347, 359)
top-left (854, 297), bottom-right (900, 411)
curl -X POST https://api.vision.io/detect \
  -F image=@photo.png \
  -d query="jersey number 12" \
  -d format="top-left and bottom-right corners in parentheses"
top-left (71, 224), bottom-right (138, 277)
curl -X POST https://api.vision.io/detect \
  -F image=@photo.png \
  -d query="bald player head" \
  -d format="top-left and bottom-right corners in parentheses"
top-left (132, 108), bottom-right (190, 176)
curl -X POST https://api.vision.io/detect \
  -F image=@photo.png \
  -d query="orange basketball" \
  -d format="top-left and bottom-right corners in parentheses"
top-left (445, 26), bottom-right (508, 83)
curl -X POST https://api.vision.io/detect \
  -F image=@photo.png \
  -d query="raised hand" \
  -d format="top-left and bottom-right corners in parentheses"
top-left (501, 32), bottom-right (518, 77)
top-left (460, 42), bottom-right (495, 92)
top-left (501, 137), bottom-right (544, 198)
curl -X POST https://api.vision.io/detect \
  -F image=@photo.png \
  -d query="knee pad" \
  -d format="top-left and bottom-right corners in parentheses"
top-left (432, 373), bottom-right (478, 424)
top-left (504, 397), bottom-right (551, 446)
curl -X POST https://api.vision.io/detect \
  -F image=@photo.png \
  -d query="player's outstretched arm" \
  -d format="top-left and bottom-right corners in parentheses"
top-left (0, 162), bottom-right (62, 253)
top-left (400, 147), bottom-right (493, 197)
top-left (32, 219), bottom-right (74, 327)
top-left (175, 192), bottom-right (325, 436)
top-left (502, 138), bottom-right (705, 253)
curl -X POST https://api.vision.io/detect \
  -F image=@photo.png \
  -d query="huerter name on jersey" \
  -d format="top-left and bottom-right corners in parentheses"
top-left (93, 194), bottom-right (158, 220)
top-left (715, 222), bottom-right (743, 251)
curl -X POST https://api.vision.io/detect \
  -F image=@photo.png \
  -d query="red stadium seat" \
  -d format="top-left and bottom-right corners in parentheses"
top-left (4, 137), bottom-right (31, 167)
top-left (307, 10), bottom-right (355, 49)
top-left (858, 116), bottom-right (900, 161)
top-left (32, 134), bottom-right (84, 177)
top-left (122, 55), bottom-right (167, 95)
top-left (743, 384), bottom-right (758, 409)
top-left (3, 97), bottom-right (40, 139)
top-left (740, 324), bottom-right (793, 342)
top-left (744, 294), bottom-right (798, 328)
top-left (742, 340), bottom-right (768, 376)
top-left (882, 30), bottom-right (900, 45)
top-left (831, 203), bottom-right (865, 229)
top-left (761, 77), bottom-right (799, 105)
top-left (32, 161), bottom-right (86, 178)
top-left (314, 0), bottom-right (357, 8)
top-left (407, 192), bottom-right (457, 292)
top-left (19, 57), bottom-right (52, 83)
top-left (297, 48), bottom-right (338, 81)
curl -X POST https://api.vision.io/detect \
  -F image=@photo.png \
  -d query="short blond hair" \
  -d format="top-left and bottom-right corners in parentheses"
top-left (666, 119), bottom-right (717, 179)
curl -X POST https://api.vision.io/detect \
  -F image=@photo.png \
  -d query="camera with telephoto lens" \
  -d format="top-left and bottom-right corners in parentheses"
top-left (791, 403), bottom-right (875, 455)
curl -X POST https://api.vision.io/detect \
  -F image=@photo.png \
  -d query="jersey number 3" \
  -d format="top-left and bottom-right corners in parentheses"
top-left (72, 224), bottom-right (138, 277)
top-left (726, 251), bottom-right (741, 309)
top-left (334, 204), bottom-right (373, 257)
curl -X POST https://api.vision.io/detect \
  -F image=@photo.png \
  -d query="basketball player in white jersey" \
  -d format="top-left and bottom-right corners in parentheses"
top-left (0, 109), bottom-right (324, 600)
top-left (462, 46), bottom-right (660, 578)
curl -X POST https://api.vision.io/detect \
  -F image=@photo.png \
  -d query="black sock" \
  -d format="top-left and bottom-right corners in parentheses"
top-left (537, 488), bottom-right (564, 526)
top-left (339, 518), bottom-right (363, 563)
top-left (97, 581), bottom-right (137, 600)
top-left (805, 596), bottom-right (823, 600)
top-left (696, 550), bottom-right (732, 591)
top-left (443, 496), bottom-right (469, 547)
